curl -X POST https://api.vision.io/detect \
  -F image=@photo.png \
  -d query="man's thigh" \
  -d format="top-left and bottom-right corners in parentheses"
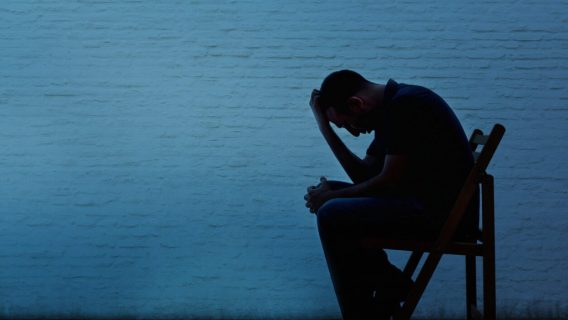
top-left (317, 195), bottom-right (435, 240)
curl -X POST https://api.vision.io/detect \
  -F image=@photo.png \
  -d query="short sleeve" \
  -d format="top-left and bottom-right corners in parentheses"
top-left (366, 132), bottom-right (386, 157)
top-left (384, 98), bottom-right (423, 155)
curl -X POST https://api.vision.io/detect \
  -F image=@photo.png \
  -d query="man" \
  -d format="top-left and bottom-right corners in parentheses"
top-left (304, 70), bottom-right (476, 319)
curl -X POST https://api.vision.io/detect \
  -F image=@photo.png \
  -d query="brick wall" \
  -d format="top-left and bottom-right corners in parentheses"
top-left (1, 0), bottom-right (567, 318)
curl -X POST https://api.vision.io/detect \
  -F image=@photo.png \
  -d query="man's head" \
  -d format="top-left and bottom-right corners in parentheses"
top-left (318, 70), bottom-right (383, 136)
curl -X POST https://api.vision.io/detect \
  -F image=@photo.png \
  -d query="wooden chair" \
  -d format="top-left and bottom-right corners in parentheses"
top-left (363, 123), bottom-right (505, 320)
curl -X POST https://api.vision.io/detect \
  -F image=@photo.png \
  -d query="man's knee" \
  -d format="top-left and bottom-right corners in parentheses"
top-left (317, 198), bottom-right (349, 232)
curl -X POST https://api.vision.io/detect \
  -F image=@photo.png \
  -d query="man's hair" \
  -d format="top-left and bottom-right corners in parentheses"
top-left (318, 70), bottom-right (371, 113)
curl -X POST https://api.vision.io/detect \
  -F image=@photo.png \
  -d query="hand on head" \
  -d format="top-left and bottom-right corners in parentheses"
top-left (309, 89), bottom-right (329, 126)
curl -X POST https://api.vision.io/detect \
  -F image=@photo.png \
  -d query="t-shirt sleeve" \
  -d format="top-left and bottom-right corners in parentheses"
top-left (366, 133), bottom-right (383, 156)
top-left (385, 98), bottom-right (423, 155)
top-left (365, 133), bottom-right (387, 174)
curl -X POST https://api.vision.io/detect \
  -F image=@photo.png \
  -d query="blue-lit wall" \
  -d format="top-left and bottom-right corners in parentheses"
top-left (1, 1), bottom-right (567, 318)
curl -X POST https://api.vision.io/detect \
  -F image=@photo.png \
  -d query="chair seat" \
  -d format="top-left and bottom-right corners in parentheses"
top-left (363, 238), bottom-right (485, 256)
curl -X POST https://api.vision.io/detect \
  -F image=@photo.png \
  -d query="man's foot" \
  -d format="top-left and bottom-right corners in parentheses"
top-left (371, 298), bottom-right (402, 320)
top-left (363, 250), bottom-right (414, 318)
top-left (369, 264), bottom-right (414, 319)
top-left (372, 263), bottom-right (414, 302)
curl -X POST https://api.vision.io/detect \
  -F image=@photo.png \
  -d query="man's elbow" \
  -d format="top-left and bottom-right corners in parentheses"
top-left (349, 168), bottom-right (377, 185)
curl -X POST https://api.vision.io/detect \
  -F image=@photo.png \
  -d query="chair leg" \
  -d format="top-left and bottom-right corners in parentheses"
top-left (482, 174), bottom-right (496, 320)
top-left (483, 243), bottom-right (496, 320)
top-left (466, 255), bottom-right (477, 320)
top-left (394, 251), bottom-right (444, 320)
top-left (403, 251), bottom-right (423, 278)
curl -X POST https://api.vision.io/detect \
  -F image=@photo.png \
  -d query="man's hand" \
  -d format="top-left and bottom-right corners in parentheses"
top-left (304, 176), bottom-right (334, 214)
top-left (309, 89), bottom-right (329, 127)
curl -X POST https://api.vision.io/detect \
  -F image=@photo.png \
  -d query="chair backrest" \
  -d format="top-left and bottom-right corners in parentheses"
top-left (434, 124), bottom-right (506, 249)
top-left (469, 126), bottom-right (505, 167)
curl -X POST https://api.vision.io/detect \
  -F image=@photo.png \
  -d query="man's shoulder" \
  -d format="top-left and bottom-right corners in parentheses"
top-left (390, 83), bottom-right (443, 105)
top-left (387, 83), bottom-right (453, 124)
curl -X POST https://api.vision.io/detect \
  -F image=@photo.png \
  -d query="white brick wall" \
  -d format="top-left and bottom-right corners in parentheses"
top-left (1, 0), bottom-right (567, 318)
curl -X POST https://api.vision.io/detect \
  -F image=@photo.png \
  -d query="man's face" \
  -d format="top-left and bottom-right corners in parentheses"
top-left (326, 107), bottom-right (374, 137)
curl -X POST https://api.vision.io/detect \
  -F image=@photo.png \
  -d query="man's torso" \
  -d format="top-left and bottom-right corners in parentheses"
top-left (366, 80), bottom-right (475, 230)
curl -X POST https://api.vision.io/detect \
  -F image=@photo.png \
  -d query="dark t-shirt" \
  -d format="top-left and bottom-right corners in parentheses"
top-left (367, 80), bottom-right (477, 235)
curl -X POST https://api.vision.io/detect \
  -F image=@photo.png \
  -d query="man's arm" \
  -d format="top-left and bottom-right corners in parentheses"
top-left (305, 154), bottom-right (409, 213)
top-left (310, 90), bottom-right (377, 183)
top-left (318, 122), bottom-right (379, 183)
top-left (330, 154), bottom-right (408, 198)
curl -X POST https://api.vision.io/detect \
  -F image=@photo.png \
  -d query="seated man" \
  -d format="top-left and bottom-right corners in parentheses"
top-left (304, 70), bottom-right (476, 319)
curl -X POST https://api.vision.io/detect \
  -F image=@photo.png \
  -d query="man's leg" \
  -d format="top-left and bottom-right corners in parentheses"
top-left (316, 194), bottom-right (428, 319)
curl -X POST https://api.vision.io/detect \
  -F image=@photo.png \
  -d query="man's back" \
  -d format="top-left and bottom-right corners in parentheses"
top-left (368, 80), bottom-right (476, 232)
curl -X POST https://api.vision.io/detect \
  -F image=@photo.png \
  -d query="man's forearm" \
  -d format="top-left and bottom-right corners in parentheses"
top-left (326, 154), bottom-right (408, 199)
top-left (327, 170), bottom-right (400, 199)
top-left (319, 122), bottom-right (372, 183)
top-left (328, 174), bottom-right (384, 199)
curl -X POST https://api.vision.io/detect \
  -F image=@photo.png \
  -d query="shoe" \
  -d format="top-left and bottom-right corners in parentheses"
top-left (369, 265), bottom-right (414, 319)
top-left (372, 263), bottom-right (414, 302)
top-left (370, 297), bottom-right (401, 320)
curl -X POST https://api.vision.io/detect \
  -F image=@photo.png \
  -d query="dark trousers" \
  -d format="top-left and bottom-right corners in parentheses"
top-left (317, 181), bottom-right (439, 320)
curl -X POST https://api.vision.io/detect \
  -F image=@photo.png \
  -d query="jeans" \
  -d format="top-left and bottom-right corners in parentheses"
top-left (316, 181), bottom-right (440, 319)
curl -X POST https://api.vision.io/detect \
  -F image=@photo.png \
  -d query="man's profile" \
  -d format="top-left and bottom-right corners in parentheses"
top-left (304, 70), bottom-right (477, 319)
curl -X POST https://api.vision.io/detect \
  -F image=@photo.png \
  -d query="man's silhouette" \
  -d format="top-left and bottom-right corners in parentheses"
top-left (304, 70), bottom-right (476, 319)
